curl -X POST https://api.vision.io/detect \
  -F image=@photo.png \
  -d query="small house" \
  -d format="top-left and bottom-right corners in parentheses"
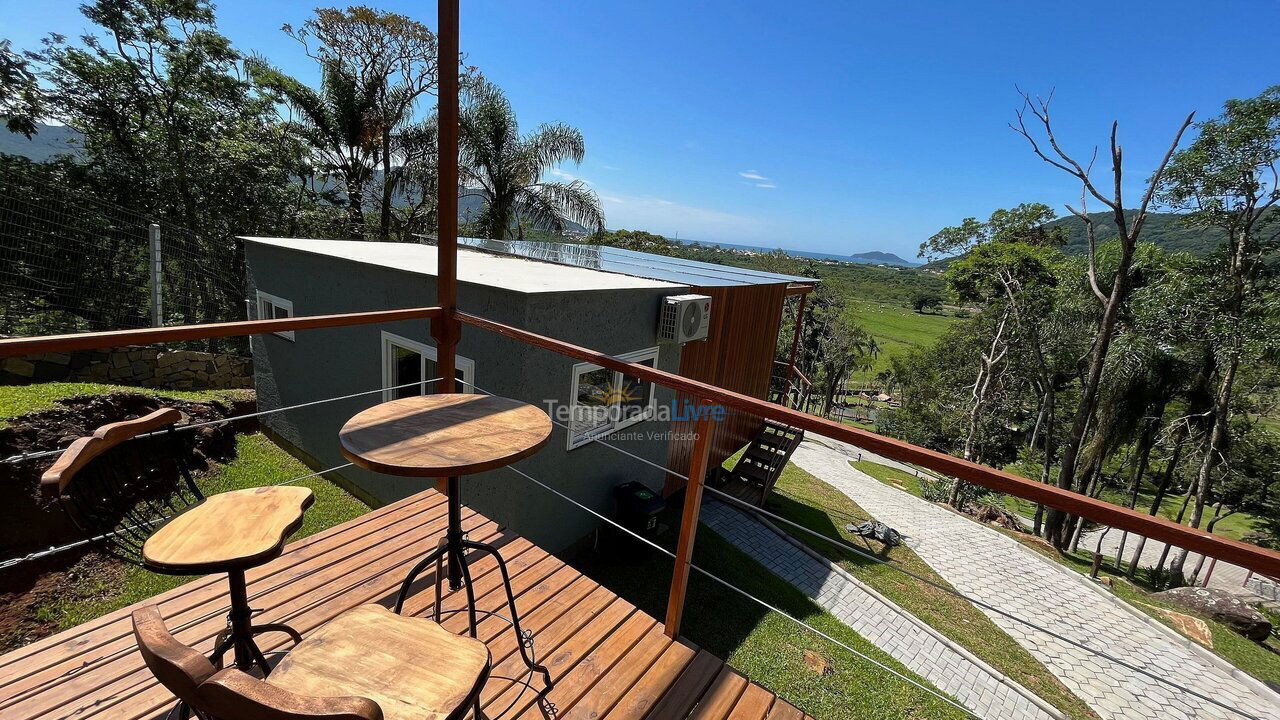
top-left (243, 236), bottom-right (813, 551)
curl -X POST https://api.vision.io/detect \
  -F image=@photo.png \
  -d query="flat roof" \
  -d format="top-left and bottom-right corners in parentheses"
top-left (457, 237), bottom-right (817, 288)
top-left (242, 237), bottom-right (686, 294)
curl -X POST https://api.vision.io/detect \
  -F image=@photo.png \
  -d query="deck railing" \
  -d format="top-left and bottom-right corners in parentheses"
top-left (3, 306), bottom-right (1273, 719)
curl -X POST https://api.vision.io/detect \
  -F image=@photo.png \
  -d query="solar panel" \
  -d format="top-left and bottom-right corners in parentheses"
top-left (455, 237), bottom-right (816, 287)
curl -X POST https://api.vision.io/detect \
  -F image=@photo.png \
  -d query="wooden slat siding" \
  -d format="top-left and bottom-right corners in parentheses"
top-left (727, 682), bottom-right (776, 719)
top-left (665, 283), bottom-right (788, 495)
top-left (642, 649), bottom-right (724, 720)
top-left (0, 307), bottom-right (444, 358)
top-left (689, 666), bottom-right (750, 719)
top-left (0, 492), bottom-right (448, 704)
top-left (602, 639), bottom-right (698, 720)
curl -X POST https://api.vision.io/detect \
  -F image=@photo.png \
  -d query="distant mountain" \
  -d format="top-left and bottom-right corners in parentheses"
top-left (682, 239), bottom-right (918, 266)
top-left (0, 123), bottom-right (83, 161)
top-left (849, 250), bottom-right (918, 267)
top-left (921, 211), bottom-right (1227, 270)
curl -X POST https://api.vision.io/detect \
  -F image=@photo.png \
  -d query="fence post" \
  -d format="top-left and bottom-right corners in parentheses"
top-left (148, 223), bottom-right (162, 327)
top-left (664, 409), bottom-right (716, 639)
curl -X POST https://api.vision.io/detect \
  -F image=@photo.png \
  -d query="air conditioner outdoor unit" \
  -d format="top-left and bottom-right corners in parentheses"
top-left (658, 294), bottom-right (712, 343)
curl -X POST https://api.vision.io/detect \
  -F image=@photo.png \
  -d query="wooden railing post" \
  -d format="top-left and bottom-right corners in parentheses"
top-left (664, 410), bottom-right (716, 639)
top-left (433, 0), bottom-right (460, 397)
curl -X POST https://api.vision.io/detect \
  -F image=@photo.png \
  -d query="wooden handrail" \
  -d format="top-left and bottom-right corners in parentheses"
top-left (0, 307), bottom-right (444, 357)
top-left (6, 305), bottom-right (1280, 576)
top-left (456, 310), bottom-right (1280, 577)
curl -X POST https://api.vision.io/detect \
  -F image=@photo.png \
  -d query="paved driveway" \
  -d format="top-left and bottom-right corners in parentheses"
top-left (793, 438), bottom-right (1280, 720)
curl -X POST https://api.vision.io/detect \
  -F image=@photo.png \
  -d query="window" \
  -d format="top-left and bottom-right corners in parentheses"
top-left (256, 291), bottom-right (294, 341)
top-left (381, 331), bottom-right (475, 401)
top-left (567, 347), bottom-right (658, 450)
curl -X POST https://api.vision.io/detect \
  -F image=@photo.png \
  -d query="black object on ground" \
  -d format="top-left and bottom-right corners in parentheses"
top-left (846, 520), bottom-right (904, 547)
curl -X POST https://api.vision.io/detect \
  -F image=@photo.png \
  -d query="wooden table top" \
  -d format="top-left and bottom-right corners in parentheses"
top-left (338, 394), bottom-right (552, 477)
top-left (143, 486), bottom-right (314, 574)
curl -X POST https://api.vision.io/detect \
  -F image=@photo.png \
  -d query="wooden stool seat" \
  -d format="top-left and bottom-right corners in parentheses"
top-left (266, 604), bottom-right (490, 720)
top-left (143, 486), bottom-right (315, 574)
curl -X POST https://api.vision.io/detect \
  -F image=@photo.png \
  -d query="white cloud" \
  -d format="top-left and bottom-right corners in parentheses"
top-left (600, 164), bottom-right (620, 171)
top-left (755, 183), bottom-right (776, 189)
top-left (598, 191), bottom-right (768, 241)
top-left (548, 168), bottom-right (591, 185)
top-left (738, 170), bottom-right (767, 181)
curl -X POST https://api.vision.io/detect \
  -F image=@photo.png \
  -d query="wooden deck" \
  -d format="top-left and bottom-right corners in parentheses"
top-left (0, 488), bottom-right (810, 720)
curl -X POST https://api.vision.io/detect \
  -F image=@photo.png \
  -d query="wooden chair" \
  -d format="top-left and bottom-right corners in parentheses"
top-left (42, 409), bottom-right (314, 676)
top-left (133, 603), bottom-right (491, 720)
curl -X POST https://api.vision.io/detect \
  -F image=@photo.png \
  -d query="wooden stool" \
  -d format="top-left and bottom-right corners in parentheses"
top-left (339, 393), bottom-right (553, 700)
top-left (42, 409), bottom-right (314, 677)
top-left (133, 603), bottom-right (490, 720)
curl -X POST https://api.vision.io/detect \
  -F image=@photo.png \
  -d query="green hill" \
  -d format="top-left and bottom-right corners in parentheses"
top-left (921, 211), bottom-right (1227, 270)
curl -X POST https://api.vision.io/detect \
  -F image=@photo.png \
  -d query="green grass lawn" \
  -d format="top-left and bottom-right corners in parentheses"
top-left (1007, 534), bottom-right (1280, 689)
top-left (845, 300), bottom-right (956, 381)
top-left (767, 460), bottom-right (1098, 719)
top-left (565, 514), bottom-right (967, 720)
top-left (33, 432), bottom-right (369, 632)
top-left (0, 382), bottom-right (252, 426)
top-left (1094, 485), bottom-right (1255, 542)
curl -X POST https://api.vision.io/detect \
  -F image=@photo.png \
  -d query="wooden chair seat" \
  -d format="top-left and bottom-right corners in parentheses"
top-left (143, 486), bottom-right (315, 574)
top-left (264, 604), bottom-right (490, 720)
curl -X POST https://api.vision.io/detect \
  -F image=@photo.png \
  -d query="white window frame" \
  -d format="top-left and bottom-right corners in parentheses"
top-left (567, 346), bottom-right (659, 450)
top-left (381, 331), bottom-right (476, 401)
top-left (255, 290), bottom-right (295, 341)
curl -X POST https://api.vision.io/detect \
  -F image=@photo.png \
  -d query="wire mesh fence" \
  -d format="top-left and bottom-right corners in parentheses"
top-left (0, 161), bottom-right (247, 349)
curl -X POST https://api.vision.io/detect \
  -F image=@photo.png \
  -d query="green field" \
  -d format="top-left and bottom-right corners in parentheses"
top-left (845, 301), bottom-right (958, 381)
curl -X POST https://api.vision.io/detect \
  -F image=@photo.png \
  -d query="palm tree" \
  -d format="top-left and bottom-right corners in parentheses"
top-left (250, 57), bottom-right (383, 235)
top-left (460, 83), bottom-right (604, 240)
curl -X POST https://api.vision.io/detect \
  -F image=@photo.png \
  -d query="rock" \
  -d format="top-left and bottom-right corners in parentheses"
top-left (4, 357), bottom-right (35, 377)
top-left (1154, 586), bottom-right (1272, 641)
top-left (1136, 601), bottom-right (1213, 647)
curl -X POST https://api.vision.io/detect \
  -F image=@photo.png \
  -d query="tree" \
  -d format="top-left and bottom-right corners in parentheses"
top-left (1012, 91), bottom-right (1194, 549)
top-left (1158, 86), bottom-right (1280, 577)
top-left (251, 57), bottom-right (382, 235)
top-left (460, 82), bottom-right (604, 240)
top-left (1, 39), bottom-right (43, 137)
top-left (284, 6), bottom-right (446, 240)
top-left (38, 0), bottom-right (314, 332)
top-left (911, 289), bottom-right (943, 314)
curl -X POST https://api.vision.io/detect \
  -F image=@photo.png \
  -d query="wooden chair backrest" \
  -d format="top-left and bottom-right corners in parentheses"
top-left (130, 606), bottom-right (216, 708)
top-left (41, 408), bottom-right (183, 497)
top-left (131, 607), bottom-right (382, 720)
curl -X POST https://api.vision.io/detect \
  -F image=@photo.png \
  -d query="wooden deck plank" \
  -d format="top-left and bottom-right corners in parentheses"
top-left (763, 699), bottom-right (805, 720)
top-left (689, 666), bottom-right (749, 720)
top-left (727, 682), bottom-right (775, 719)
top-left (642, 649), bottom-right (724, 720)
top-left (602, 640), bottom-right (698, 720)
top-left (561, 622), bottom-right (673, 719)
top-left (0, 488), bottom-right (795, 720)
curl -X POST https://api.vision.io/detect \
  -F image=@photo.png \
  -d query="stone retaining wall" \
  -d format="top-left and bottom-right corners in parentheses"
top-left (0, 346), bottom-right (252, 390)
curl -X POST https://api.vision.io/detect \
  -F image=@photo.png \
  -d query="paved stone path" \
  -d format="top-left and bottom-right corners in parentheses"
top-left (793, 438), bottom-right (1280, 720)
top-left (702, 499), bottom-right (1060, 720)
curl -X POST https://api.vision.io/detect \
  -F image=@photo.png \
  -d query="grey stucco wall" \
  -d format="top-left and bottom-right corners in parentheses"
top-left (245, 241), bottom-right (682, 552)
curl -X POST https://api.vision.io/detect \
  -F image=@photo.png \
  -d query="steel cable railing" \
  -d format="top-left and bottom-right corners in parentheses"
top-left (0, 377), bottom-right (442, 571)
top-left (453, 378), bottom-right (1263, 720)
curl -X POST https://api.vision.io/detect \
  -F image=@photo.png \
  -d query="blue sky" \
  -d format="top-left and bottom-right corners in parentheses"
top-left (4, 1), bottom-right (1278, 258)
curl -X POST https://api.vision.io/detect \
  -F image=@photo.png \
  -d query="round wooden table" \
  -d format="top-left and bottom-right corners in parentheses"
top-left (339, 393), bottom-right (553, 693)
